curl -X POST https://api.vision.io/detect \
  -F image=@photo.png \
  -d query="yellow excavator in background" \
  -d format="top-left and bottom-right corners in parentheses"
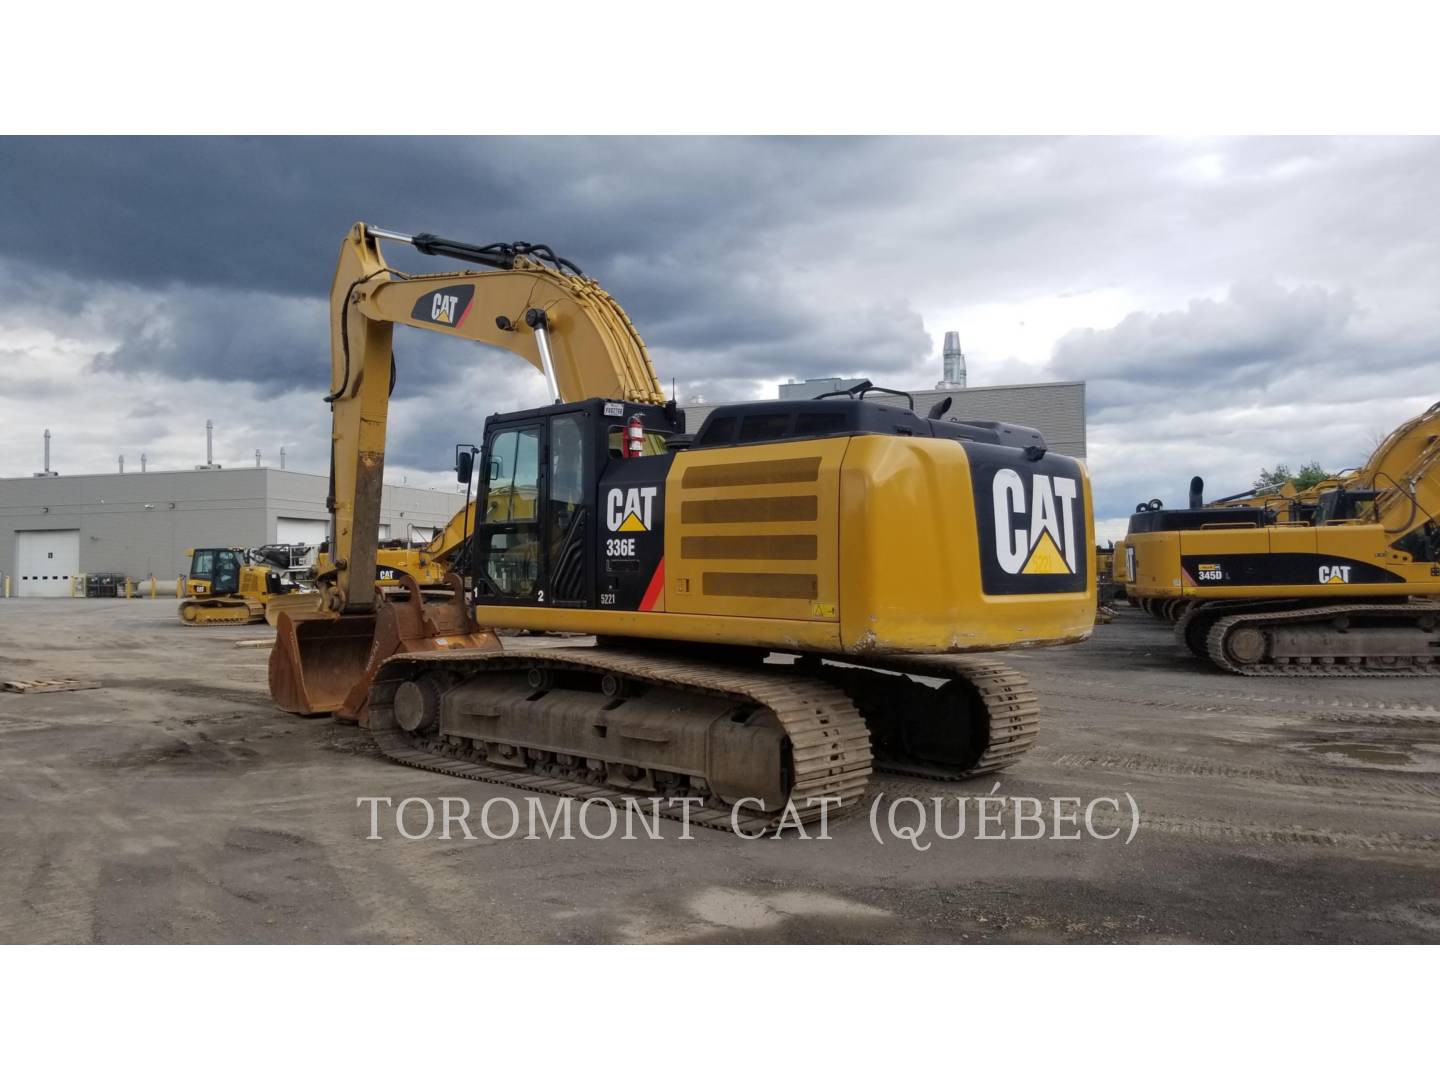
top-left (269, 223), bottom-right (1096, 831)
top-left (1118, 402), bottom-right (1440, 674)
top-left (1119, 469), bottom-right (1366, 621)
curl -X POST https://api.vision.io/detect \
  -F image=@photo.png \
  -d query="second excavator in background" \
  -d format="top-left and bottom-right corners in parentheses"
top-left (1118, 401), bottom-right (1440, 674)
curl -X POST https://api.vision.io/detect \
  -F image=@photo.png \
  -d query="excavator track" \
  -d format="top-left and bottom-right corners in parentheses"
top-left (367, 647), bottom-right (873, 835)
top-left (1203, 602), bottom-right (1440, 676)
top-left (803, 655), bottom-right (1041, 781)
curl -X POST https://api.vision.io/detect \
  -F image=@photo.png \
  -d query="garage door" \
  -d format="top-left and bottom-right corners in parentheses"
top-left (16, 529), bottom-right (80, 597)
top-left (276, 517), bottom-right (328, 547)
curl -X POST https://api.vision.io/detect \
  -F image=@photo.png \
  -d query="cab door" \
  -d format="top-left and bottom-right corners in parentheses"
top-left (475, 423), bottom-right (544, 604)
top-left (212, 550), bottom-right (242, 595)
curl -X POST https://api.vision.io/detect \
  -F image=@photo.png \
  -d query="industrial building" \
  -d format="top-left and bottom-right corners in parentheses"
top-left (0, 467), bottom-right (464, 596)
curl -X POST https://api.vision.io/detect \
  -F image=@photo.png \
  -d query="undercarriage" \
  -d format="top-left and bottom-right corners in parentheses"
top-left (364, 643), bottom-right (1041, 833)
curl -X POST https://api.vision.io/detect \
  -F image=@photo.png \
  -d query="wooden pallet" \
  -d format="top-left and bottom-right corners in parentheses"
top-left (1, 678), bottom-right (102, 694)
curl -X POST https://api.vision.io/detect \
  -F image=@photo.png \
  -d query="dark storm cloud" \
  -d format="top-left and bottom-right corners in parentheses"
top-left (5, 135), bottom-right (1440, 517)
top-left (0, 137), bottom-right (942, 396)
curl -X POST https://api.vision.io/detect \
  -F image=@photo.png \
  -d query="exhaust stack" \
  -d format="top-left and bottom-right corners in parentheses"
top-left (936, 331), bottom-right (967, 390)
top-left (33, 429), bottom-right (58, 477)
top-left (196, 419), bottom-right (222, 469)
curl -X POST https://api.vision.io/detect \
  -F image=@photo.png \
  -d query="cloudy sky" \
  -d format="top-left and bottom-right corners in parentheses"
top-left (1, 136), bottom-right (1436, 539)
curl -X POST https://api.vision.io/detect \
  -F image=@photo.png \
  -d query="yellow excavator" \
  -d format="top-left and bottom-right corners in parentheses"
top-left (1118, 470), bottom-right (1363, 621)
top-left (269, 224), bottom-right (1096, 830)
top-left (1118, 402), bottom-right (1440, 674)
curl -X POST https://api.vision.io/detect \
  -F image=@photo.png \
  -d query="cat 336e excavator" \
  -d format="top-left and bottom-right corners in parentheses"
top-left (269, 224), bottom-right (1096, 831)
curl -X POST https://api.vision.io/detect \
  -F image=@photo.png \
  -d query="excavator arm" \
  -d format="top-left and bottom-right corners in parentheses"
top-left (421, 500), bottom-right (477, 566)
top-left (1368, 402), bottom-right (1440, 551)
top-left (325, 223), bottom-right (664, 614)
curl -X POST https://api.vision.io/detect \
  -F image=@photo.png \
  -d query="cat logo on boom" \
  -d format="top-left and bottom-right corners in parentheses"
top-left (607, 486), bottom-right (658, 533)
top-left (410, 284), bottom-right (475, 328)
top-left (1319, 564), bottom-right (1352, 584)
top-left (992, 468), bottom-right (1080, 576)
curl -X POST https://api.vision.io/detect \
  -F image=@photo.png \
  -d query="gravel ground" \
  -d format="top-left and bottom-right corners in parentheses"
top-left (1, 598), bottom-right (1436, 943)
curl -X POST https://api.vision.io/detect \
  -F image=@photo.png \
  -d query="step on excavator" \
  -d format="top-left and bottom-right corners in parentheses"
top-left (269, 224), bottom-right (1096, 831)
top-left (1118, 402), bottom-right (1440, 674)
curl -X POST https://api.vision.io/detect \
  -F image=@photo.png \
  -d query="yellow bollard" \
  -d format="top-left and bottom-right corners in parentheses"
top-left (149, 574), bottom-right (158, 599)
top-left (176, 576), bottom-right (186, 598)
top-left (3, 575), bottom-right (9, 598)
top-left (124, 578), bottom-right (134, 600)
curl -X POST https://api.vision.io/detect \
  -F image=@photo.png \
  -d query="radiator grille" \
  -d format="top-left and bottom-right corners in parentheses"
top-left (681, 534), bottom-right (818, 560)
top-left (681, 495), bottom-right (818, 524)
top-left (702, 572), bottom-right (818, 599)
top-left (681, 457), bottom-right (821, 489)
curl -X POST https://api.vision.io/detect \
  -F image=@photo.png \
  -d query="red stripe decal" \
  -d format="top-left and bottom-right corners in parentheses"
top-left (638, 558), bottom-right (665, 612)
top-left (455, 296), bottom-right (475, 328)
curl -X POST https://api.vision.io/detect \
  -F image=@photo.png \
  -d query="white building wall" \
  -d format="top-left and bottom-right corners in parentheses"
top-left (0, 468), bottom-right (464, 587)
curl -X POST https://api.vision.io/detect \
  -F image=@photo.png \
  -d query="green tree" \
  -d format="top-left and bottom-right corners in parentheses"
top-left (1255, 460), bottom-right (1328, 492)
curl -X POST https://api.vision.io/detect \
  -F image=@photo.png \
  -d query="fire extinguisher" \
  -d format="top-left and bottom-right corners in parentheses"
top-left (624, 414), bottom-right (645, 458)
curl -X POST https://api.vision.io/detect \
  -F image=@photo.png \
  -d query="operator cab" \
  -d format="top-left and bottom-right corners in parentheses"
top-left (469, 398), bottom-right (680, 613)
top-left (188, 547), bottom-right (243, 595)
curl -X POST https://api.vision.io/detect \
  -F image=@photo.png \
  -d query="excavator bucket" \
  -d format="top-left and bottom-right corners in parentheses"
top-left (268, 575), bottom-right (500, 723)
top-left (269, 609), bottom-right (378, 717)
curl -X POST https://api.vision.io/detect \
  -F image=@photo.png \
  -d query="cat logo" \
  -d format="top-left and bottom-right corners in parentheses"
top-left (410, 284), bottom-right (475, 328)
top-left (607, 486), bottom-right (658, 533)
top-left (431, 294), bottom-right (459, 323)
top-left (1319, 564), bottom-right (1352, 584)
top-left (992, 468), bottom-right (1080, 575)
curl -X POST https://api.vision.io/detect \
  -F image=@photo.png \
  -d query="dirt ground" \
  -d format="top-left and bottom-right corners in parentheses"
top-left (1, 597), bottom-right (1436, 944)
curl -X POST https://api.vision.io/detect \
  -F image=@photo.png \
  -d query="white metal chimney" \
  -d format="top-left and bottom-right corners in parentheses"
top-left (33, 429), bottom-right (58, 477)
top-left (936, 331), bottom-right (967, 390)
top-left (196, 419), bottom-right (222, 469)
top-left (119, 454), bottom-right (125, 474)
top-left (255, 449), bottom-right (262, 468)
top-left (141, 453), bottom-right (148, 473)
top-left (280, 446), bottom-right (286, 470)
